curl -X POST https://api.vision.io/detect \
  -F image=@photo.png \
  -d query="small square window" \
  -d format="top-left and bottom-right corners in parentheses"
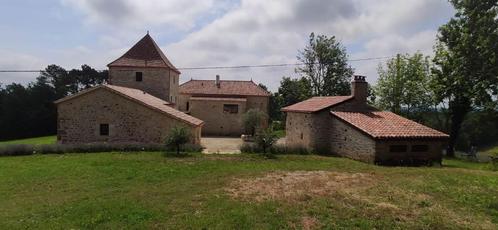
top-left (223, 104), bottom-right (239, 114)
top-left (135, 72), bottom-right (143, 82)
top-left (390, 145), bottom-right (407, 153)
top-left (412, 145), bottom-right (429, 152)
top-left (100, 124), bottom-right (109, 136)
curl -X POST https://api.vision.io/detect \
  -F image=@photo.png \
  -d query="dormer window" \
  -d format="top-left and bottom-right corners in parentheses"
top-left (135, 72), bottom-right (143, 82)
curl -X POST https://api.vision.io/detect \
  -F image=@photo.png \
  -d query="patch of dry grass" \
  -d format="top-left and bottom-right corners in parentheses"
top-left (226, 170), bottom-right (497, 229)
top-left (226, 171), bottom-right (377, 202)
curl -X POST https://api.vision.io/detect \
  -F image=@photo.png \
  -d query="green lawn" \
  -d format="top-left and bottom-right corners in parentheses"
top-left (0, 135), bottom-right (56, 146)
top-left (0, 153), bottom-right (497, 229)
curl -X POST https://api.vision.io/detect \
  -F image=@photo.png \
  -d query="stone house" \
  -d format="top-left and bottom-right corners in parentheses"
top-left (178, 75), bottom-right (270, 136)
top-left (55, 34), bottom-right (203, 144)
top-left (282, 76), bottom-right (449, 164)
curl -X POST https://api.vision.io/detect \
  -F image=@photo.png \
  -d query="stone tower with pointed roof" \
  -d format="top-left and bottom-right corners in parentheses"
top-left (108, 33), bottom-right (180, 106)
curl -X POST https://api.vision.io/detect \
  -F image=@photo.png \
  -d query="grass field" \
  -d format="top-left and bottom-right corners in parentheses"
top-left (0, 152), bottom-right (497, 229)
top-left (0, 135), bottom-right (56, 146)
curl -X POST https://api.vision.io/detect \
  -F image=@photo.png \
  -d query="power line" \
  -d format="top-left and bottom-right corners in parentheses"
top-left (0, 55), bottom-right (395, 73)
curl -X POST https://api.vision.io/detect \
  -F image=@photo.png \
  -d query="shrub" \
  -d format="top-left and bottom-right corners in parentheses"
top-left (0, 144), bottom-right (35, 156)
top-left (271, 120), bottom-right (285, 130)
top-left (268, 144), bottom-right (311, 155)
top-left (254, 127), bottom-right (278, 156)
top-left (240, 142), bottom-right (310, 155)
top-left (243, 109), bottom-right (268, 135)
top-left (240, 142), bottom-right (261, 153)
top-left (490, 150), bottom-right (498, 171)
top-left (165, 126), bottom-right (191, 155)
top-left (0, 142), bottom-right (168, 157)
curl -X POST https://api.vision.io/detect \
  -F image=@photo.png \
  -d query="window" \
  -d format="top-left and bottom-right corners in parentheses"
top-left (223, 104), bottom-right (238, 114)
top-left (389, 145), bottom-right (407, 153)
top-left (135, 72), bottom-right (143, 82)
top-left (99, 124), bottom-right (109, 136)
top-left (300, 133), bottom-right (304, 140)
top-left (186, 102), bottom-right (190, 111)
top-left (412, 145), bottom-right (429, 152)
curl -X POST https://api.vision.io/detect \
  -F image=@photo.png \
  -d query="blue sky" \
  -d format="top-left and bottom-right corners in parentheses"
top-left (0, 0), bottom-right (454, 91)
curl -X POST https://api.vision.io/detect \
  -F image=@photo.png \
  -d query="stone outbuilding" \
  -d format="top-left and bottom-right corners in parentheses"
top-left (178, 75), bottom-right (270, 136)
top-left (55, 85), bottom-right (203, 145)
top-left (282, 76), bottom-right (449, 164)
top-left (55, 33), bottom-right (203, 145)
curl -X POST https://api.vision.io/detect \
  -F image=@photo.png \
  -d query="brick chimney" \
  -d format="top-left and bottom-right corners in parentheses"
top-left (352, 75), bottom-right (368, 104)
top-left (215, 75), bottom-right (220, 88)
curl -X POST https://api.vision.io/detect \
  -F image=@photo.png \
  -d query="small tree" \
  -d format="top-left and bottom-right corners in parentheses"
top-left (165, 126), bottom-right (191, 155)
top-left (255, 127), bottom-right (278, 156)
top-left (243, 109), bottom-right (267, 136)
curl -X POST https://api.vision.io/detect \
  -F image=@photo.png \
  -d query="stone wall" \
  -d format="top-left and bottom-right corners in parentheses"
top-left (109, 66), bottom-right (179, 106)
top-left (189, 98), bottom-right (247, 136)
top-left (329, 117), bottom-right (377, 163)
top-left (375, 139), bottom-right (445, 163)
top-left (285, 112), bottom-right (314, 150)
top-left (311, 110), bottom-right (334, 153)
top-left (177, 94), bottom-right (191, 112)
top-left (57, 88), bottom-right (201, 144)
top-left (179, 95), bottom-right (269, 136)
top-left (285, 110), bottom-right (337, 153)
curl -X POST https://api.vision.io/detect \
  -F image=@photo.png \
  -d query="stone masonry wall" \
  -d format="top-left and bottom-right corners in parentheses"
top-left (375, 140), bottom-right (445, 163)
top-left (109, 67), bottom-right (179, 106)
top-left (179, 95), bottom-right (269, 136)
top-left (329, 117), bottom-right (377, 163)
top-left (284, 110), bottom-right (332, 153)
top-left (177, 94), bottom-right (191, 112)
top-left (189, 98), bottom-right (247, 136)
top-left (57, 88), bottom-right (201, 144)
top-left (285, 112), bottom-right (314, 150)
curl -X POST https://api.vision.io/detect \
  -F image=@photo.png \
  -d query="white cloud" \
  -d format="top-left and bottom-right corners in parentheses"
top-left (1, 0), bottom-right (455, 91)
top-left (61, 0), bottom-right (232, 32)
top-left (350, 30), bottom-right (438, 80)
top-left (164, 0), bottom-right (453, 90)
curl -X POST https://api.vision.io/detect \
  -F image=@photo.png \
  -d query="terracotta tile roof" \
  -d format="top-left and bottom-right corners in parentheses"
top-left (281, 96), bottom-right (353, 113)
top-left (107, 34), bottom-right (180, 73)
top-left (55, 85), bottom-right (203, 126)
top-left (331, 111), bottom-right (449, 140)
top-left (180, 80), bottom-right (270, 97)
top-left (190, 97), bottom-right (247, 102)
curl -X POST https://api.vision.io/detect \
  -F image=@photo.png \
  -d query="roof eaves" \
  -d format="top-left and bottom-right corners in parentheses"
top-left (281, 96), bottom-right (353, 113)
top-left (54, 85), bottom-right (104, 104)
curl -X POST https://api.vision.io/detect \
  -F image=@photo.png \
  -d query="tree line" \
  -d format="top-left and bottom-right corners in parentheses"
top-left (0, 65), bottom-right (107, 140)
